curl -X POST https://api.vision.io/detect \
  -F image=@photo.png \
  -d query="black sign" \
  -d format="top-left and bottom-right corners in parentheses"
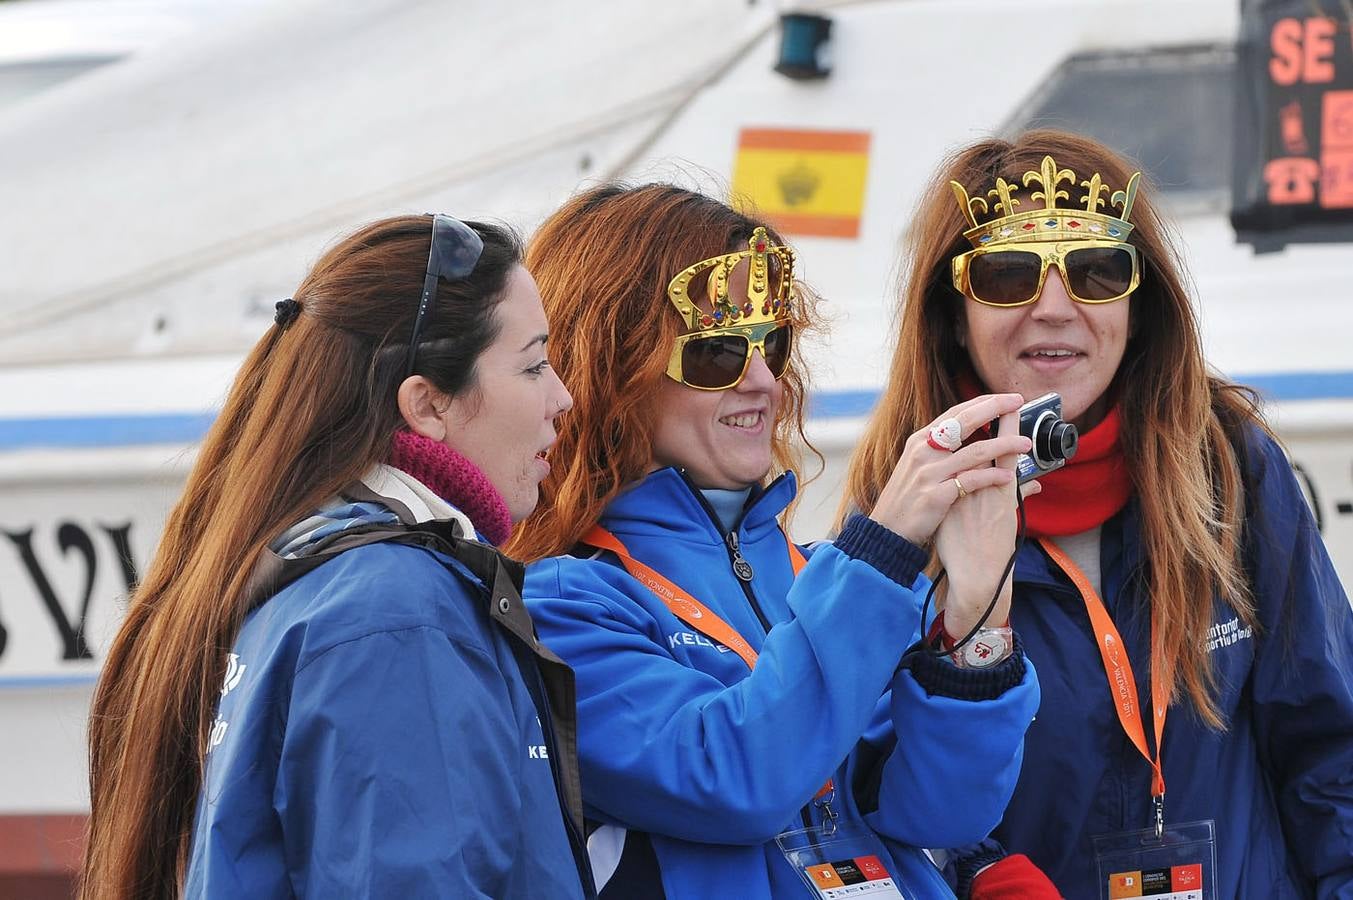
top-left (1232, 0), bottom-right (1353, 250)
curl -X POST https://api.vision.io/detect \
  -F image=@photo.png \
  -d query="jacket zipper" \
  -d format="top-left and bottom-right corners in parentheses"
top-left (680, 472), bottom-right (816, 831)
top-left (726, 525), bottom-right (814, 830)
top-left (726, 527), bottom-right (820, 830)
top-left (679, 471), bottom-right (778, 633)
top-left (724, 530), bottom-right (773, 632)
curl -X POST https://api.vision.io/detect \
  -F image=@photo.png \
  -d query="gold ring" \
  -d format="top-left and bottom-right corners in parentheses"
top-left (953, 477), bottom-right (968, 499)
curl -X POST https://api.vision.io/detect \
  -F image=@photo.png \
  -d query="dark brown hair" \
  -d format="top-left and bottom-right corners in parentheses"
top-left (82, 215), bottom-right (521, 898)
top-left (840, 130), bottom-right (1265, 729)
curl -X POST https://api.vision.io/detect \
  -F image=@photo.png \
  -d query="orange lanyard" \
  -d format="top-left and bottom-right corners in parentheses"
top-left (582, 524), bottom-right (832, 797)
top-left (1040, 539), bottom-right (1167, 811)
top-left (583, 524), bottom-right (806, 671)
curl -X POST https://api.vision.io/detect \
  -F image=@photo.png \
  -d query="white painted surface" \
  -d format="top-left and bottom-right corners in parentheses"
top-left (0, 0), bottom-right (1350, 817)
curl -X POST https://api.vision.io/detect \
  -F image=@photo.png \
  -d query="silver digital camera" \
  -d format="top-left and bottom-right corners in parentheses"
top-left (1015, 392), bottom-right (1078, 483)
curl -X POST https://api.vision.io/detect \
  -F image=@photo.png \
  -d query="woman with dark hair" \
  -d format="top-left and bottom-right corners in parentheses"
top-left (507, 183), bottom-right (1042, 898)
top-left (842, 130), bottom-right (1353, 898)
top-left (82, 215), bottom-right (592, 898)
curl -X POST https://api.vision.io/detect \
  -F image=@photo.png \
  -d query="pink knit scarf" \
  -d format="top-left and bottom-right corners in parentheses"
top-left (388, 430), bottom-right (513, 545)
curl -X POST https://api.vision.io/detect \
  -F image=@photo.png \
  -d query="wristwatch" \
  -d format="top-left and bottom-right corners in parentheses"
top-left (950, 625), bottom-right (1014, 669)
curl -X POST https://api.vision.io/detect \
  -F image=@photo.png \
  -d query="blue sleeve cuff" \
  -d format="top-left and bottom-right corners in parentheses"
top-left (907, 633), bottom-right (1027, 701)
top-left (953, 838), bottom-right (1008, 899)
top-left (834, 513), bottom-right (927, 588)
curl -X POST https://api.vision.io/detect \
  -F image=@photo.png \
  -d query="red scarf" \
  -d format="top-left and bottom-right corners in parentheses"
top-left (1020, 406), bottom-right (1132, 537)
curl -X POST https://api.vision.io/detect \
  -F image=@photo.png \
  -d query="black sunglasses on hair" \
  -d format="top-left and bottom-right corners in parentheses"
top-left (404, 214), bottom-right (485, 378)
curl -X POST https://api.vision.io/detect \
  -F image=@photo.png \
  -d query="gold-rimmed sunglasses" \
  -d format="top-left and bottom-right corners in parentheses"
top-left (951, 240), bottom-right (1141, 307)
top-left (665, 320), bottom-right (793, 391)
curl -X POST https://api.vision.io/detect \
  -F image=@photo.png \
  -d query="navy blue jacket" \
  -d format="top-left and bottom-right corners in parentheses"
top-left (184, 493), bottom-right (593, 898)
top-left (995, 429), bottom-right (1353, 899)
top-left (525, 469), bottom-right (1040, 899)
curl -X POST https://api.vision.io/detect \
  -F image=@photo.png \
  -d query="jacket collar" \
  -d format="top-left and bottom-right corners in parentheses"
top-left (601, 466), bottom-right (797, 543)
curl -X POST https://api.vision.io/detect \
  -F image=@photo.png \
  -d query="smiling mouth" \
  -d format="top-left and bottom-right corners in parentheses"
top-left (1023, 349), bottom-right (1080, 359)
top-left (719, 412), bottom-right (763, 429)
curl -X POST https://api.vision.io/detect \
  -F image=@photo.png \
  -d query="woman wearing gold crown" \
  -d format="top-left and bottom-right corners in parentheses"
top-left (505, 183), bottom-right (1043, 898)
top-left (842, 130), bottom-right (1353, 899)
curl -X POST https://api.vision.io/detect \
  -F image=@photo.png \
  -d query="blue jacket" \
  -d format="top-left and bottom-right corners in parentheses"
top-left (524, 468), bottom-right (1040, 899)
top-left (184, 491), bottom-right (593, 898)
top-left (994, 428), bottom-right (1353, 899)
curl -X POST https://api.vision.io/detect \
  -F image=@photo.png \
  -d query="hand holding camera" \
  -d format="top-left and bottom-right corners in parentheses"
top-left (867, 393), bottom-right (1031, 545)
top-left (933, 406), bottom-right (1028, 638)
top-left (938, 392), bottom-right (1077, 639)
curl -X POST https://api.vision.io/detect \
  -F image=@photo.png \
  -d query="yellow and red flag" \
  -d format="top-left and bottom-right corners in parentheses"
top-left (732, 127), bottom-right (871, 239)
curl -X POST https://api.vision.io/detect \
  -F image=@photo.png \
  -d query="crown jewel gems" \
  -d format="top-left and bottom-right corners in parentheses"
top-left (666, 226), bottom-right (796, 333)
top-left (949, 155), bottom-right (1142, 249)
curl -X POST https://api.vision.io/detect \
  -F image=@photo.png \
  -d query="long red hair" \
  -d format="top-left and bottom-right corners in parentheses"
top-left (506, 184), bottom-right (819, 562)
top-left (840, 131), bottom-right (1265, 729)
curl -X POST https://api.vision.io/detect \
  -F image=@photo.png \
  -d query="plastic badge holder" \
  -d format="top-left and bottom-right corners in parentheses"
top-left (1093, 819), bottom-right (1216, 900)
top-left (776, 822), bottom-right (915, 899)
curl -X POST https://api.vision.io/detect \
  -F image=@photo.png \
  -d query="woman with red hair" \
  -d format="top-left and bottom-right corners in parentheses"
top-left (508, 184), bottom-right (1043, 898)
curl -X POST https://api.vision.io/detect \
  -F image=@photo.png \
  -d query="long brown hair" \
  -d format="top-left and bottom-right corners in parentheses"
top-left (81, 215), bottom-right (522, 898)
top-left (841, 130), bottom-right (1264, 729)
top-left (506, 184), bottom-right (818, 562)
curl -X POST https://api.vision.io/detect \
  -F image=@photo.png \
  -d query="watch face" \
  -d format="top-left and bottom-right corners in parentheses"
top-left (961, 630), bottom-right (1011, 668)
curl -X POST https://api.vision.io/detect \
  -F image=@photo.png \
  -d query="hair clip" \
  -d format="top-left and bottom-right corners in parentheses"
top-left (274, 298), bottom-right (302, 328)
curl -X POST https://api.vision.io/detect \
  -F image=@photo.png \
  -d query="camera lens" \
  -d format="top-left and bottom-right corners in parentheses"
top-left (1050, 421), bottom-right (1078, 461)
top-left (1032, 414), bottom-right (1078, 466)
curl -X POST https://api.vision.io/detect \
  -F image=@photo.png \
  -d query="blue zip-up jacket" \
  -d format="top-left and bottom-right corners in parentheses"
top-left (524, 468), bottom-right (1041, 899)
top-left (184, 484), bottom-right (593, 898)
top-left (994, 428), bottom-right (1353, 899)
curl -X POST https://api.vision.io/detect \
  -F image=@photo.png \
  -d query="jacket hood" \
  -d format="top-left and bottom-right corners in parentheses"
top-left (271, 464), bottom-right (478, 560)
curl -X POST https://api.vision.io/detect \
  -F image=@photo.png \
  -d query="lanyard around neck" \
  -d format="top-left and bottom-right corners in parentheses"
top-left (582, 524), bottom-right (806, 671)
top-left (582, 523), bottom-right (829, 798)
top-left (1039, 538), bottom-right (1167, 804)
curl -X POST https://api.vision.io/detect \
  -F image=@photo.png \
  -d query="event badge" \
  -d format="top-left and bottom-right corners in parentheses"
top-left (1093, 819), bottom-right (1216, 900)
top-left (776, 821), bottom-right (913, 899)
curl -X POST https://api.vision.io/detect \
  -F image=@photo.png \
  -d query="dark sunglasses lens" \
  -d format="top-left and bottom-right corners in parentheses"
top-left (968, 251), bottom-right (1043, 305)
top-left (763, 325), bottom-right (792, 379)
top-left (682, 334), bottom-right (751, 388)
top-left (1065, 246), bottom-right (1135, 301)
top-left (429, 215), bottom-right (484, 280)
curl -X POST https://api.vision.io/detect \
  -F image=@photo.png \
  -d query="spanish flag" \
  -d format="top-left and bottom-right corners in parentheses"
top-left (732, 128), bottom-right (871, 239)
